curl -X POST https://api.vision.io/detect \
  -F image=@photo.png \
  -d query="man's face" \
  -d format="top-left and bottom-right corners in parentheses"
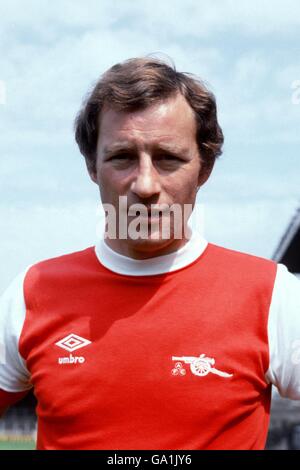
top-left (89, 92), bottom-right (209, 259)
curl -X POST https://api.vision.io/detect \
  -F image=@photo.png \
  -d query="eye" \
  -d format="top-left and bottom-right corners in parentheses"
top-left (156, 154), bottom-right (183, 164)
top-left (162, 151), bottom-right (183, 158)
top-left (109, 153), bottom-right (131, 160)
top-left (106, 153), bottom-right (135, 164)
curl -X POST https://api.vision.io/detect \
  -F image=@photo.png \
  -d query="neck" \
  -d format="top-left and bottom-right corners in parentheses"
top-left (94, 227), bottom-right (208, 276)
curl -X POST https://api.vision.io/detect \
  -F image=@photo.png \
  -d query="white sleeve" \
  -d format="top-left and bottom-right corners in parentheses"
top-left (0, 267), bottom-right (32, 392)
top-left (265, 263), bottom-right (300, 399)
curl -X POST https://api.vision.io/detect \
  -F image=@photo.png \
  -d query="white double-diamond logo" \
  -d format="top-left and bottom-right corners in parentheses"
top-left (55, 333), bottom-right (91, 353)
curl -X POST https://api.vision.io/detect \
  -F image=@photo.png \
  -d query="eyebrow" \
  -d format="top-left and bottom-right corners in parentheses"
top-left (103, 143), bottom-right (136, 155)
top-left (102, 142), bottom-right (188, 157)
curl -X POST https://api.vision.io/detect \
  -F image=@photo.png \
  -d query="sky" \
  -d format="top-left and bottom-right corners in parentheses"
top-left (0, 0), bottom-right (300, 290)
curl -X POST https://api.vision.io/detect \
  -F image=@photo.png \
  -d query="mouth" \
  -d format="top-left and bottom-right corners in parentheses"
top-left (128, 207), bottom-right (169, 215)
top-left (125, 204), bottom-right (172, 224)
top-left (131, 211), bottom-right (167, 219)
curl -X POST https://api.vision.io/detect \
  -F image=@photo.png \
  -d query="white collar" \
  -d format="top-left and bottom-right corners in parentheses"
top-left (94, 229), bottom-right (208, 276)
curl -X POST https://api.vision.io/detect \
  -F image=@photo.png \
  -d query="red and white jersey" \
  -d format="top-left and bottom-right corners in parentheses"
top-left (0, 230), bottom-right (300, 450)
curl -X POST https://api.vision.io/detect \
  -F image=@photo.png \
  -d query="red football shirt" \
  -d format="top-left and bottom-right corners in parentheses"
top-left (1, 230), bottom-right (300, 449)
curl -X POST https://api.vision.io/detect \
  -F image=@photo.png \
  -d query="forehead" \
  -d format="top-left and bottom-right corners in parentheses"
top-left (97, 93), bottom-right (197, 151)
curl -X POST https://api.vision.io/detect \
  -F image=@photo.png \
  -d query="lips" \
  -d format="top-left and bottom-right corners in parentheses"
top-left (131, 211), bottom-right (166, 218)
top-left (129, 206), bottom-right (169, 213)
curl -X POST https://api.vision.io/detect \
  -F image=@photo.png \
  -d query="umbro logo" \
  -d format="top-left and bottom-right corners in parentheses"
top-left (55, 334), bottom-right (91, 365)
top-left (55, 333), bottom-right (91, 352)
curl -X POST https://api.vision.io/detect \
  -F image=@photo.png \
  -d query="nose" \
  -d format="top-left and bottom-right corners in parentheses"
top-left (130, 154), bottom-right (161, 199)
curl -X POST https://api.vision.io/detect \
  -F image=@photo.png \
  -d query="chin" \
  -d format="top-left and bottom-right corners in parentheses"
top-left (127, 223), bottom-right (186, 255)
top-left (127, 233), bottom-right (174, 253)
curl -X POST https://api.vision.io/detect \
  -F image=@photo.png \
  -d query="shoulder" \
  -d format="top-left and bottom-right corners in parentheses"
top-left (24, 245), bottom-right (96, 284)
top-left (207, 242), bottom-right (275, 265)
top-left (205, 242), bottom-right (277, 281)
top-left (18, 246), bottom-right (98, 308)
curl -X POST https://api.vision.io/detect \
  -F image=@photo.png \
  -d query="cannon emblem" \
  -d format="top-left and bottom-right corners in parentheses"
top-left (171, 354), bottom-right (233, 378)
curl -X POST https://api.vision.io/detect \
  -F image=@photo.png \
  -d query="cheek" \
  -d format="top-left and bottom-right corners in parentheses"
top-left (167, 170), bottom-right (199, 202)
top-left (98, 170), bottom-right (127, 205)
top-left (96, 169), bottom-right (111, 196)
top-left (98, 166), bottom-right (128, 188)
top-left (98, 168), bottom-right (117, 193)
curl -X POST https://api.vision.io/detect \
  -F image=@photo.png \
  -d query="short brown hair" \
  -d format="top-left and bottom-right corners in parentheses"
top-left (74, 56), bottom-right (224, 175)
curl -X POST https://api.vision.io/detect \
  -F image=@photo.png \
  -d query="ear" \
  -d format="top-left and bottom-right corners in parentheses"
top-left (85, 159), bottom-right (98, 184)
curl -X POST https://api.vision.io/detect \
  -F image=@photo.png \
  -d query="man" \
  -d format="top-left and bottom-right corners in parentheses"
top-left (0, 57), bottom-right (299, 450)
